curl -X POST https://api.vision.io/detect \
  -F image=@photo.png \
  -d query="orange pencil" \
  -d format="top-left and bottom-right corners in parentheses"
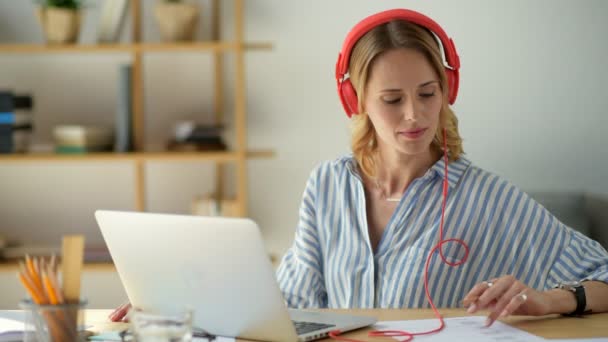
top-left (46, 263), bottom-right (64, 304)
top-left (25, 255), bottom-right (44, 293)
top-left (18, 272), bottom-right (43, 304)
top-left (20, 261), bottom-right (47, 303)
top-left (42, 269), bottom-right (59, 305)
top-left (19, 262), bottom-right (46, 302)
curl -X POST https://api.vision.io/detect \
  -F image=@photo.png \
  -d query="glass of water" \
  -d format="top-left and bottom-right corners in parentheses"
top-left (129, 308), bottom-right (193, 342)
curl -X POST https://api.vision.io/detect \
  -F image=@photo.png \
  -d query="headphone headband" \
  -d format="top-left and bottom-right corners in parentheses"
top-left (336, 9), bottom-right (461, 117)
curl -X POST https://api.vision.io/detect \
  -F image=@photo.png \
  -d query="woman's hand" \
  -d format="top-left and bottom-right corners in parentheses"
top-left (462, 275), bottom-right (553, 326)
top-left (108, 302), bottom-right (131, 322)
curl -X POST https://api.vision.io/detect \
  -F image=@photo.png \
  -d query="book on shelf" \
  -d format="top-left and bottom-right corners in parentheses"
top-left (167, 138), bottom-right (227, 152)
top-left (0, 113), bottom-right (14, 125)
top-left (115, 64), bottom-right (132, 152)
top-left (169, 121), bottom-right (226, 151)
top-left (0, 93), bottom-right (34, 153)
top-left (97, 0), bottom-right (129, 43)
top-left (0, 92), bottom-right (33, 112)
top-left (0, 93), bottom-right (12, 112)
top-left (0, 124), bottom-right (13, 154)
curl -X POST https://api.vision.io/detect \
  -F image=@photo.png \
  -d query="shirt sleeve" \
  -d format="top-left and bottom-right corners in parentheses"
top-left (276, 166), bottom-right (327, 308)
top-left (546, 227), bottom-right (608, 287)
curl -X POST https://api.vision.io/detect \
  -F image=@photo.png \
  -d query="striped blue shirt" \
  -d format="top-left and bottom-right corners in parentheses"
top-left (276, 154), bottom-right (608, 308)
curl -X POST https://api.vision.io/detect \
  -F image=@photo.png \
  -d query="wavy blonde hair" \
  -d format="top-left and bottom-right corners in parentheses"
top-left (348, 20), bottom-right (464, 178)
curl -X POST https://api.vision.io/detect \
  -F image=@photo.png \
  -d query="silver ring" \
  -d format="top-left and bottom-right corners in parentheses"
top-left (484, 281), bottom-right (494, 288)
top-left (518, 293), bottom-right (528, 302)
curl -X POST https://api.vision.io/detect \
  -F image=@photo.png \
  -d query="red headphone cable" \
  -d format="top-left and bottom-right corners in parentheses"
top-left (329, 128), bottom-right (470, 341)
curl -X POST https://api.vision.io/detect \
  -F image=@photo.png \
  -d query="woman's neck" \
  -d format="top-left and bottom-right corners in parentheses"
top-left (374, 145), bottom-right (440, 198)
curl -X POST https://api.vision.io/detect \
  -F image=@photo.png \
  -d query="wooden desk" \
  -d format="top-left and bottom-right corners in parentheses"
top-left (86, 309), bottom-right (608, 341)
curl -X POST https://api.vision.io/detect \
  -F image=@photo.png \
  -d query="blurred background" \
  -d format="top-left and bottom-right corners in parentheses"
top-left (0, 0), bottom-right (606, 308)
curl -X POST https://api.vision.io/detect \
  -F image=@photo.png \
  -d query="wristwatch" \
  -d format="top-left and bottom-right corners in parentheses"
top-left (555, 281), bottom-right (587, 316)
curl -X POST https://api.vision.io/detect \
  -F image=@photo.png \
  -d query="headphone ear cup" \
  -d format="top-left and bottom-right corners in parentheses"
top-left (339, 79), bottom-right (359, 117)
top-left (445, 68), bottom-right (459, 105)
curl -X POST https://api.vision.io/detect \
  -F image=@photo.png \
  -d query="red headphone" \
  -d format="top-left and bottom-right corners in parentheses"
top-left (335, 9), bottom-right (461, 118)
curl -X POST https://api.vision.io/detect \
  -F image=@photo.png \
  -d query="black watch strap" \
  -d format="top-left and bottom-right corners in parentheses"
top-left (565, 285), bottom-right (587, 316)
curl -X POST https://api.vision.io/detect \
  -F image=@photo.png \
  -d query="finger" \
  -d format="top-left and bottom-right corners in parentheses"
top-left (477, 276), bottom-right (514, 310)
top-left (109, 309), bottom-right (125, 322)
top-left (486, 283), bottom-right (525, 326)
top-left (463, 282), bottom-right (492, 306)
top-left (110, 303), bottom-right (130, 321)
top-left (108, 303), bottom-right (126, 320)
top-left (499, 291), bottom-right (528, 319)
top-left (487, 299), bottom-right (498, 311)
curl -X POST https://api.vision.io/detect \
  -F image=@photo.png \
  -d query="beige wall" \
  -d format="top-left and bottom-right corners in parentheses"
top-left (1, 0), bottom-right (607, 262)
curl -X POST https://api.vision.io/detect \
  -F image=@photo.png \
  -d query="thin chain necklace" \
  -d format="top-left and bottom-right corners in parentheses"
top-left (374, 178), bottom-right (402, 202)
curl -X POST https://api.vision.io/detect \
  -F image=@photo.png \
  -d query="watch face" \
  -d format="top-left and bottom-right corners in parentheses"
top-left (562, 281), bottom-right (582, 287)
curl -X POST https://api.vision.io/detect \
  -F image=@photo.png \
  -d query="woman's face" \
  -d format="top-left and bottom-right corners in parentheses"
top-left (363, 48), bottom-right (443, 158)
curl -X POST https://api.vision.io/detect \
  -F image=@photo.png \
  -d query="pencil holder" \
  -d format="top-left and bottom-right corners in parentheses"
top-left (19, 299), bottom-right (88, 342)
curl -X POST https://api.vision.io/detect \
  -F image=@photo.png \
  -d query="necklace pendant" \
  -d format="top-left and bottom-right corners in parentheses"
top-left (385, 197), bottom-right (401, 202)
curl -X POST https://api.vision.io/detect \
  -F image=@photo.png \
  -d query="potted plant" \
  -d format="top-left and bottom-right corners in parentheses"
top-left (35, 0), bottom-right (84, 44)
top-left (154, 0), bottom-right (200, 42)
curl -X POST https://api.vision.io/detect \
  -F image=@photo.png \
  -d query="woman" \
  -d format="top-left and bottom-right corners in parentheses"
top-left (275, 9), bottom-right (608, 327)
top-left (110, 9), bottom-right (608, 327)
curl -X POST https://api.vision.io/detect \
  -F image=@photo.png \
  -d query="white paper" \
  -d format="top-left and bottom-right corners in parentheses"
top-left (373, 316), bottom-right (546, 342)
top-left (0, 313), bottom-right (29, 342)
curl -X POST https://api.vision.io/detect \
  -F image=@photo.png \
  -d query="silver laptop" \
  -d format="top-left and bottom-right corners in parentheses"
top-left (95, 210), bottom-right (376, 342)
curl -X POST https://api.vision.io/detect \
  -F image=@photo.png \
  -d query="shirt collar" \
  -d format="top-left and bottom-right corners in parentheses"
top-left (430, 155), bottom-right (471, 189)
top-left (346, 154), bottom-right (471, 189)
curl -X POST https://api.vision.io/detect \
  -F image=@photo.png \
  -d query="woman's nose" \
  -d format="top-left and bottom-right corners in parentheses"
top-left (402, 98), bottom-right (419, 121)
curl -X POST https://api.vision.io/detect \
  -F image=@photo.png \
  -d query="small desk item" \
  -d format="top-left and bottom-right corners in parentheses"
top-left (61, 235), bottom-right (85, 303)
top-left (14, 235), bottom-right (86, 341)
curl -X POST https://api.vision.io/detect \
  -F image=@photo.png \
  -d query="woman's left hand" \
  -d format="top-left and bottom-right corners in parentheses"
top-left (462, 275), bottom-right (553, 326)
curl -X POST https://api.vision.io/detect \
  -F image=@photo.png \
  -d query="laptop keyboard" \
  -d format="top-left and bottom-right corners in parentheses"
top-left (293, 320), bottom-right (336, 335)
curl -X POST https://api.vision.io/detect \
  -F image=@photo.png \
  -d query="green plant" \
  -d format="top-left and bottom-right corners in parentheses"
top-left (35, 0), bottom-right (83, 9)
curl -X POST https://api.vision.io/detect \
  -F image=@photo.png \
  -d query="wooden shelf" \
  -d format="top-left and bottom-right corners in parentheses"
top-left (0, 261), bottom-right (115, 272)
top-left (0, 0), bottom-right (270, 215)
top-left (0, 149), bottom-right (275, 163)
top-left (0, 253), bottom-right (279, 272)
top-left (0, 42), bottom-right (273, 54)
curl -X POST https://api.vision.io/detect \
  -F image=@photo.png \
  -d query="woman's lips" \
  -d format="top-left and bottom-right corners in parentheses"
top-left (398, 128), bottom-right (427, 139)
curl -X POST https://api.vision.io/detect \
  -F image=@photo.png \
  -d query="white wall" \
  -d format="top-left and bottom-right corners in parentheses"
top-left (1, 0), bottom-right (607, 261)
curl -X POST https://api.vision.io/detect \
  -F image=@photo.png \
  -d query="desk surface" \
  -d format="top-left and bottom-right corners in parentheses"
top-left (86, 309), bottom-right (608, 341)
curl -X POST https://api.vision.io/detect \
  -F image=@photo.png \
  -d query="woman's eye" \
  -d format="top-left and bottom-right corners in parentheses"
top-left (383, 98), bottom-right (401, 104)
top-left (420, 92), bottom-right (435, 98)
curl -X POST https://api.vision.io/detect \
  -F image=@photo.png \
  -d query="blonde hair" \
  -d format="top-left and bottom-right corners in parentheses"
top-left (348, 20), bottom-right (464, 178)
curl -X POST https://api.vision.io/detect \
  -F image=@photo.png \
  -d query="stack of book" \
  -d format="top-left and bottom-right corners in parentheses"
top-left (53, 125), bottom-right (114, 154)
top-left (168, 121), bottom-right (226, 151)
top-left (0, 92), bottom-right (33, 154)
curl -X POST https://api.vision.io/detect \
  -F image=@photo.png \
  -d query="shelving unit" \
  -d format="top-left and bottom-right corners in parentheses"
top-left (0, 0), bottom-right (273, 216)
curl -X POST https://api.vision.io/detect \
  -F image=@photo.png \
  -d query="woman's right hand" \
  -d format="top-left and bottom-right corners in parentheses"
top-left (108, 302), bottom-right (131, 322)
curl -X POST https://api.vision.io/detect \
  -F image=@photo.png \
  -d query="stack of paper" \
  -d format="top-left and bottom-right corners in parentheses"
top-left (0, 313), bottom-right (30, 342)
top-left (373, 316), bottom-right (546, 342)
